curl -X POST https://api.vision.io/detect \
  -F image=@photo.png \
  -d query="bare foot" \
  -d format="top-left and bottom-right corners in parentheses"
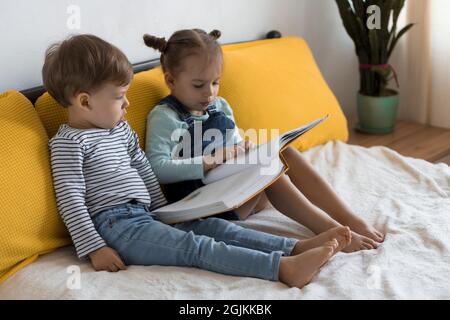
top-left (343, 231), bottom-right (381, 253)
top-left (352, 223), bottom-right (385, 243)
top-left (292, 226), bottom-right (352, 255)
top-left (279, 239), bottom-right (344, 289)
top-left (340, 217), bottom-right (384, 243)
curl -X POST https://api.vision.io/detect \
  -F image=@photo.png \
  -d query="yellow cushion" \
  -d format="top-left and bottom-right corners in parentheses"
top-left (220, 36), bottom-right (348, 150)
top-left (36, 36), bottom-right (347, 150)
top-left (124, 68), bottom-right (170, 147)
top-left (219, 37), bottom-right (348, 151)
top-left (0, 91), bottom-right (71, 284)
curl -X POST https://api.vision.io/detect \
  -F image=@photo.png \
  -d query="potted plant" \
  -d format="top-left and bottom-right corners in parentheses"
top-left (335, 0), bottom-right (414, 134)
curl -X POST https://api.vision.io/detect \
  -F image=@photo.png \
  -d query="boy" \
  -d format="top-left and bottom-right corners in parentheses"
top-left (44, 34), bottom-right (167, 271)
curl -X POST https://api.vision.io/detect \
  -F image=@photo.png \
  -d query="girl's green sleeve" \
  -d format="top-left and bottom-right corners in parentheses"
top-left (145, 106), bottom-right (205, 184)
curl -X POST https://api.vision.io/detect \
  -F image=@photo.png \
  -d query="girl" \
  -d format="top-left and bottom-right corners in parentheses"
top-left (144, 29), bottom-right (385, 252)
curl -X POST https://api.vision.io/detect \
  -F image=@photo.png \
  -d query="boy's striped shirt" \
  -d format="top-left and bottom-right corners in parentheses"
top-left (49, 121), bottom-right (167, 259)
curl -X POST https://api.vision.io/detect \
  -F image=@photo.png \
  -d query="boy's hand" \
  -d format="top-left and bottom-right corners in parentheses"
top-left (89, 246), bottom-right (127, 272)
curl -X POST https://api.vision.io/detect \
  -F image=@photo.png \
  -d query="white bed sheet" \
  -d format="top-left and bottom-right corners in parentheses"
top-left (1, 141), bottom-right (449, 299)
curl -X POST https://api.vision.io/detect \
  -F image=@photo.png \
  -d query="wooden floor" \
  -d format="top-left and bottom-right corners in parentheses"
top-left (347, 120), bottom-right (450, 165)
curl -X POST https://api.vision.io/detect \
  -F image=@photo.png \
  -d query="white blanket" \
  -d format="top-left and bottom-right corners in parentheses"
top-left (1, 141), bottom-right (449, 299)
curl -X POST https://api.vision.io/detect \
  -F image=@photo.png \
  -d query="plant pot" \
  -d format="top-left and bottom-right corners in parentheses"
top-left (356, 91), bottom-right (399, 134)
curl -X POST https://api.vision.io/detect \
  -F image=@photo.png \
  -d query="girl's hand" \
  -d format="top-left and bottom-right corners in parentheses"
top-left (89, 246), bottom-right (127, 272)
top-left (240, 140), bottom-right (256, 151)
top-left (203, 145), bottom-right (239, 173)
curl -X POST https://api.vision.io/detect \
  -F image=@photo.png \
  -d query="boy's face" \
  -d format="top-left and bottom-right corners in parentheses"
top-left (73, 82), bottom-right (130, 129)
top-left (166, 54), bottom-right (222, 114)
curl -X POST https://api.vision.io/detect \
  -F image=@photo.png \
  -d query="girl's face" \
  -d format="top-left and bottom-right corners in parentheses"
top-left (165, 54), bottom-right (222, 114)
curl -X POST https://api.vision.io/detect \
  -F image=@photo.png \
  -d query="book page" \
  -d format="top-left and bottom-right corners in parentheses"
top-left (221, 157), bottom-right (285, 207)
top-left (202, 115), bottom-right (329, 185)
top-left (153, 157), bottom-right (285, 224)
top-left (201, 140), bottom-right (278, 185)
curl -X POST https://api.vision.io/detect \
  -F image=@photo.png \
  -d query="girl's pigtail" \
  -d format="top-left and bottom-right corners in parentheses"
top-left (209, 30), bottom-right (221, 41)
top-left (143, 34), bottom-right (167, 53)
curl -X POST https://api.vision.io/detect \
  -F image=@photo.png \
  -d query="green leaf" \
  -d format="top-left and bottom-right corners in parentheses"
top-left (351, 0), bottom-right (365, 19)
top-left (335, 0), bottom-right (364, 54)
top-left (388, 23), bottom-right (414, 58)
top-left (369, 29), bottom-right (380, 64)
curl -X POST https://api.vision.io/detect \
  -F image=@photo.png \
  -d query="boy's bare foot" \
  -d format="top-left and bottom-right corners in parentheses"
top-left (343, 231), bottom-right (381, 252)
top-left (279, 239), bottom-right (345, 289)
top-left (292, 226), bottom-right (352, 255)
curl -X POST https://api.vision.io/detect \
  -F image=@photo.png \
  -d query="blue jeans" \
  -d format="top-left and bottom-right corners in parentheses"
top-left (91, 202), bottom-right (298, 281)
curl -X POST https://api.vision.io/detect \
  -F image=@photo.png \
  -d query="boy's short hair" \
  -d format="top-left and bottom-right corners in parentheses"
top-left (42, 34), bottom-right (133, 107)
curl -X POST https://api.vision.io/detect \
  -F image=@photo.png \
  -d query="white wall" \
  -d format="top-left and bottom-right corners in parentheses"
top-left (1, 0), bottom-right (384, 120)
top-left (0, 0), bottom-right (305, 90)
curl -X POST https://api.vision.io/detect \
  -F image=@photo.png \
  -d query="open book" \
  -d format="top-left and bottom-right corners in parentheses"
top-left (151, 114), bottom-right (330, 224)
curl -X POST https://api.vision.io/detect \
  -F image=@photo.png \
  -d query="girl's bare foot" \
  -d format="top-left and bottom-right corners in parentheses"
top-left (343, 231), bottom-right (381, 252)
top-left (279, 239), bottom-right (345, 289)
top-left (352, 223), bottom-right (385, 243)
top-left (292, 226), bottom-right (352, 255)
top-left (340, 216), bottom-right (384, 243)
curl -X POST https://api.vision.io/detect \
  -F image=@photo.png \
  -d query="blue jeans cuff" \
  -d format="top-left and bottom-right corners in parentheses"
top-left (271, 250), bottom-right (283, 281)
top-left (283, 238), bottom-right (299, 256)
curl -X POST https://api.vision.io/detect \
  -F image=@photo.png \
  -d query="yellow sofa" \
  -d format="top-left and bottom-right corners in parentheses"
top-left (0, 36), bottom-right (348, 283)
